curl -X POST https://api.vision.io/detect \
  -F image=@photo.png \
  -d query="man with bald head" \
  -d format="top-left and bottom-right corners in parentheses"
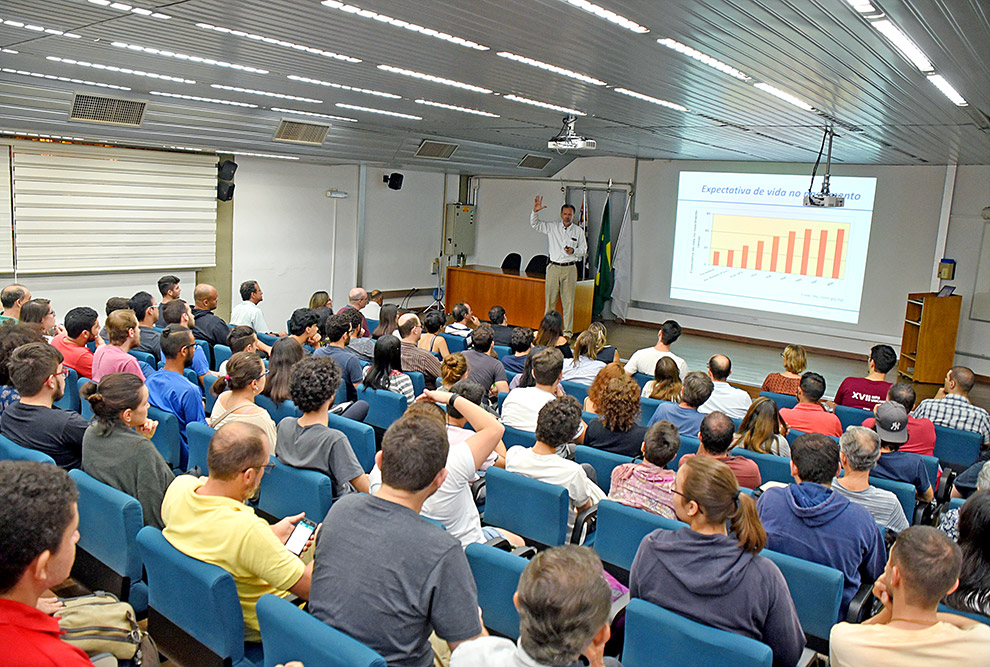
top-left (337, 287), bottom-right (370, 338)
top-left (698, 354), bottom-right (752, 419)
top-left (398, 313), bottom-right (441, 389)
top-left (190, 283), bottom-right (230, 346)
top-left (0, 284), bottom-right (31, 324)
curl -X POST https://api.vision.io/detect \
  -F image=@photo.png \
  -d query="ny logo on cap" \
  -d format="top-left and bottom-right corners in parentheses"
top-left (891, 421), bottom-right (902, 430)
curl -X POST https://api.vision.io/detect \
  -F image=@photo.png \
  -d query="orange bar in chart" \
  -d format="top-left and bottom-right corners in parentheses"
top-left (727, 249), bottom-right (734, 267)
top-left (832, 228), bottom-right (845, 279)
top-left (816, 230), bottom-right (828, 277)
top-left (713, 251), bottom-right (720, 266)
top-left (741, 245), bottom-right (749, 269)
top-left (800, 229), bottom-right (812, 275)
top-left (756, 240), bottom-right (764, 270)
top-left (771, 236), bottom-right (780, 272)
top-left (785, 232), bottom-right (796, 273)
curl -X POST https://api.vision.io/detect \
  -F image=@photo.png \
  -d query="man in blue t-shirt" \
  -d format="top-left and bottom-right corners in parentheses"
top-left (146, 324), bottom-right (206, 468)
top-left (647, 371), bottom-right (714, 437)
top-left (313, 312), bottom-right (364, 404)
top-left (160, 300), bottom-right (210, 387)
top-left (871, 401), bottom-right (934, 502)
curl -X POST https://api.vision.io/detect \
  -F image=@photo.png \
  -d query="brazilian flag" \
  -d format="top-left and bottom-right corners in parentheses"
top-left (593, 198), bottom-right (612, 317)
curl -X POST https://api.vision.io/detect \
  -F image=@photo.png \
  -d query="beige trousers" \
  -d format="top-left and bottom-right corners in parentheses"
top-left (545, 262), bottom-right (578, 336)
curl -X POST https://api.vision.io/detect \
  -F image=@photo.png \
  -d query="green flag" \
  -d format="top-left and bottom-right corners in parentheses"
top-left (593, 198), bottom-right (612, 317)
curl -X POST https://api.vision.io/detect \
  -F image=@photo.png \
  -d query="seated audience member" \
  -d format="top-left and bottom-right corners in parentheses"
top-left (863, 382), bottom-right (936, 457)
top-left (609, 420), bottom-right (680, 518)
top-left (361, 288), bottom-right (382, 320)
top-left (698, 354), bottom-right (751, 419)
top-left (445, 302), bottom-right (479, 341)
top-left (217, 325), bottom-right (259, 377)
top-left (277, 356), bottom-right (369, 498)
top-left (442, 379), bottom-right (506, 466)
top-left (0, 460), bottom-right (92, 666)
top-left (585, 363), bottom-right (626, 414)
top-left (487, 305), bottom-right (514, 347)
top-left (451, 546), bottom-right (620, 667)
top-left (191, 283), bottom-right (236, 348)
top-left (733, 396), bottom-right (790, 457)
top-left (624, 319), bottom-right (688, 379)
top-left (310, 413), bottom-right (486, 664)
top-left (98, 296), bottom-right (130, 342)
top-left (162, 423), bottom-right (313, 642)
top-left (363, 335), bottom-right (415, 405)
top-left (20, 298), bottom-right (61, 340)
top-left (50, 306), bottom-right (102, 379)
top-left (507, 346), bottom-right (540, 391)
top-left (533, 311), bottom-right (572, 359)
top-left (834, 344), bottom-right (897, 410)
top-left (314, 312), bottom-right (365, 399)
top-left (343, 306), bottom-right (376, 361)
top-left (160, 299), bottom-right (210, 382)
top-left (155, 274), bottom-right (181, 328)
top-left (943, 491), bottom-right (990, 616)
top-left (338, 287), bottom-right (371, 338)
top-left (287, 308), bottom-right (321, 350)
top-left (461, 324), bottom-right (509, 401)
top-left (561, 331), bottom-right (607, 385)
top-left (631, 456), bottom-right (805, 667)
top-left (129, 291), bottom-right (161, 359)
top-left (870, 401), bottom-right (934, 502)
top-left (758, 433), bottom-right (887, 618)
top-left (506, 396), bottom-right (605, 535)
top-left (502, 347), bottom-right (565, 431)
top-left (261, 337), bottom-right (304, 406)
top-left (145, 324), bottom-right (206, 459)
top-left (210, 351), bottom-right (278, 454)
top-left (502, 326), bottom-right (533, 375)
top-left (230, 280), bottom-right (280, 336)
top-left (761, 344), bottom-right (807, 397)
top-left (830, 526), bottom-right (990, 666)
top-left (778, 372), bottom-right (842, 437)
top-left (1, 343), bottom-right (88, 469)
top-left (440, 352), bottom-right (469, 391)
top-left (371, 304), bottom-right (399, 340)
top-left (582, 373), bottom-right (647, 458)
top-left (0, 323), bottom-right (44, 415)
top-left (647, 370), bottom-right (714, 438)
top-left (642, 356), bottom-right (682, 402)
top-left (939, 464), bottom-right (989, 541)
top-left (681, 411), bottom-right (762, 489)
top-left (92, 310), bottom-right (146, 381)
top-left (588, 321), bottom-right (620, 364)
top-left (418, 309), bottom-right (451, 359)
top-left (0, 283), bottom-right (31, 323)
top-left (832, 426), bottom-right (909, 533)
top-left (398, 313), bottom-right (442, 390)
top-left (81, 373), bottom-right (173, 529)
top-left (308, 290), bottom-right (333, 327)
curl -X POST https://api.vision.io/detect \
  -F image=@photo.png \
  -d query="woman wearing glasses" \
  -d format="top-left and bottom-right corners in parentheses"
top-left (210, 351), bottom-right (278, 455)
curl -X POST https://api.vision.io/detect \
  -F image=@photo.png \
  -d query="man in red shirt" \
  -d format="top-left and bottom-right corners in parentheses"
top-left (681, 411), bottom-right (762, 489)
top-left (49, 306), bottom-right (102, 380)
top-left (0, 460), bottom-right (91, 666)
top-left (780, 372), bottom-right (842, 437)
top-left (834, 344), bottom-right (897, 410)
top-left (861, 382), bottom-right (936, 458)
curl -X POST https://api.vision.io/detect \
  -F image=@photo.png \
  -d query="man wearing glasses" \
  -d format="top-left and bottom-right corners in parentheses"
top-left (162, 422), bottom-right (314, 643)
top-left (145, 324), bottom-right (206, 469)
top-left (0, 343), bottom-right (89, 469)
top-left (397, 313), bottom-right (442, 390)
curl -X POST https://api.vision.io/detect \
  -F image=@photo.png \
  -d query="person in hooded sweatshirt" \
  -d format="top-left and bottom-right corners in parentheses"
top-left (608, 420), bottom-right (680, 519)
top-left (757, 432), bottom-right (887, 621)
top-left (629, 456), bottom-right (805, 667)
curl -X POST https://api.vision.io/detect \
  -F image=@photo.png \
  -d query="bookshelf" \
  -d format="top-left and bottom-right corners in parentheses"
top-left (898, 291), bottom-right (961, 400)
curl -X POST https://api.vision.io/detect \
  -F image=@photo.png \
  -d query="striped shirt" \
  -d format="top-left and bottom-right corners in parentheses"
top-left (831, 479), bottom-right (909, 533)
top-left (912, 394), bottom-right (990, 445)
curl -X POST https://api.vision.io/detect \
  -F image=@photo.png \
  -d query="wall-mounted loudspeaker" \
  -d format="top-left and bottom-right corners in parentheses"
top-left (383, 172), bottom-right (404, 190)
top-left (217, 159), bottom-right (237, 201)
top-left (217, 180), bottom-right (235, 201)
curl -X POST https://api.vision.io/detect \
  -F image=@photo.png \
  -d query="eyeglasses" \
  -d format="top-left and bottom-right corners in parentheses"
top-left (670, 488), bottom-right (685, 498)
top-left (244, 460), bottom-right (276, 473)
top-left (255, 370), bottom-right (269, 380)
top-left (51, 368), bottom-right (69, 379)
top-left (180, 343), bottom-right (197, 351)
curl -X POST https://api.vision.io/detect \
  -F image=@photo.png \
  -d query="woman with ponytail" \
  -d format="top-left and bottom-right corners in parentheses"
top-left (81, 373), bottom-right (174, 529)
top-left (210, 351), bottom-right (278, 454)
top-left (629, 456), bottom-right (805, 667)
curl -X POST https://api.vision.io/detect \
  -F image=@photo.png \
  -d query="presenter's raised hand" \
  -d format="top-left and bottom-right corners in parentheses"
top-left (533, 195), bottom-right (547, 213)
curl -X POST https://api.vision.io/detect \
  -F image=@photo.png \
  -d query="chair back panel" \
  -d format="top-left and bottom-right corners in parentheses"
top-left (733, 448), bottom-right (794, 485)
top-left (933, 425), bottom-right (982, 470)
top-left (763, 548), bottom-right (844, 638)
top-left (186, 421), bottom-right (215, 475)
top-left (464, 544), bottom-right (527, 640)
top-left (439, 333), bottom-right (467, 353)
top-left (147, 406), bottom-right (181, 469)
top-left (759, 391), bottom-right (798, 409)
top-left (327, 413), bottom-right (376, 473)
top-left (258, 459), bottom-right (333, 521)
top-left (484, 467), bottom-right (569, 546)
top-left (574, 445), bottom-right (634, 493)
top-left (356, 386), bottom-right (407, 432)
top-left (595, 500), bottom-right (685, 574)
top-left (0, 434), bottom-right (56, 464)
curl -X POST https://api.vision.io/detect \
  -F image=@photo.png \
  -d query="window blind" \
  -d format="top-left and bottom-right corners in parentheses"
top-left (0, 147), bottom-right (14, 274)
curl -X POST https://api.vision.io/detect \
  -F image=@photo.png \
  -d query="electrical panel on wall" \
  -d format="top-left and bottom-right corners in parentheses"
top-left (444, 204), bottom-right (476, 256)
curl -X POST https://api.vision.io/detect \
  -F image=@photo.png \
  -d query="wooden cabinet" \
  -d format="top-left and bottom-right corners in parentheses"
top-left (898, 292), bottom-right (961, 398)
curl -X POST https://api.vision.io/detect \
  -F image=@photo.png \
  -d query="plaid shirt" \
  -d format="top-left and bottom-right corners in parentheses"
top-left (911, 394), bottom-right (990, 445)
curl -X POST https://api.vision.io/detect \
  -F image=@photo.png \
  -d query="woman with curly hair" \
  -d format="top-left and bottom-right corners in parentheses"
top-left (581, 374), bottom-right (647, 457)
top-left (584, 362), bottom-right (626, 414)
top-left (643, 356), bottom-right (682, 402)
top-left (732, 396), bottom-right (790, 457)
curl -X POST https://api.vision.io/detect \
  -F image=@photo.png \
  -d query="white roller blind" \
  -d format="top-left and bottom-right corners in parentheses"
top-left (9, 141), bottom-right (217, 274)
top-left (0, 147), bottom-right (14, 273)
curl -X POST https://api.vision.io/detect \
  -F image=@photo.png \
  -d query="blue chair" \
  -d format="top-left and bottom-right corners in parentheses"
top-left (213, 344), bottom-right (233, 372)
top-left (622, 598), bottom-right (772, 667)
top-left (203, 373), bottom-right (221, 413)
top-left (484, 467), bottom-right (570, 547)
top-left (938, 603), bottom-right (990, 626)
top-left (785, 428), bottom-right (805, 446)
top-left (560, 379), bottom-right (590, 404)
top-left (334, 380), bottom-right (349, 407)
top-left (156, 360), bottom-right (201, 389)
top-left (502, 425), bottom-right (537, 448)
top-left (327, 413), bottom-right (376, 473)
top-left (129, 349), bottom-right (156, 368)
top-left (574, 445), bottom-right (634, 493)
top-left (255, 394), bottom-right (303, 424)
top-left (186, 421), bottom-right (215, 475)
top-left (258, 457), bottom-right (333, 522)
top-left (147, 406), bottom-right (182, 469)
top-left (869, 475), bottom-right (917, 525)
top-left (493, 344), bottom-right (511, 360)
top-left (406, 371), bottom-right (425, 397)
top-left (834, 404), bottom-right (872, 431)
top-left (594, 500), bottom-right (685, 581)
top-left (918, 454), bottom-right (940, 492)
top-left (257, 595), bottom-right (385, 667)
top-left (78, 377), bottom-right (94, 420)
top-left (439, 332), bottom-right (467, 353)
top-left (763, 548), bottom-right (844, 650)
top-left (759, 391), bottom-right (797, 409)
top-left (496, 391), bottom-right (508, 414)
top-left (465, 543), bottom-right (527, 639)
top-left (257, 332), bottom-right (278, 347)
top-left (639, 397), bottom-right (662, 426)
top-left (933, 424), bottom-right (982, 471)
top-left (137, 527), bottom-right (262, 667)
top-left (632, 372), bottom-right (651, 388)
top-left (68, 470), bottom-right (147, 613)
top-left (54, 367), bottom-right (81, 413)
top-left (0, 434), bottom-right (56, 464)
top-left (356, 385), bottom-right (407, 433)
top-left (733, 447), bottom-right (794, 485)
top-left (671, 435), bottom-right (700, 469)
top-left (948, 497), bottom-right (964, 512)
top-left (194, 339), bottom-right (212, 367)
top-left (364, 318), bottom-right (378, 335)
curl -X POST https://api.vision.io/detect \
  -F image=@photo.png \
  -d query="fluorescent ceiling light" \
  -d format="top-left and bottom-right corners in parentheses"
top-left (1, 48), bottom-right (18, 54)
top-left (0, 129), bottom-right (88, 141)
top-left (196, 23), bottom-right (360, 63)
top-left (927, 74), bottom-right (967, 106)
top-left (335, 103), bottom-right (422, 120)
top-left (377, 65), bottom-right (492, 94)
top-left (656, 38), bottom-right (751, 81)
top-left (0, 17), bottom-right (81, 38)
top-left (503, 94), bottom-right (585, 116)
top-left (46, 56), bottom-right (195, 83)
top-left (165, 145), bottom-right (204, 151)
top-left (613, 87), bottom-right (687, 112)
top-left (227, 151), bottom-right (299, 160)
top-left (320, 1), bottom-right (488, 50)
top-left (287, 74), bottom-right (400, 99)
top-left (558, 0), bottom-right (649, 34)
top-left (871, 19), bottom-right (933, 72)
top-left (1, 67), bottom-right (130, 90)
top-left (81, 0), bottom-right (169, 19)
top-left (496, 52), bottom-right (607, 86)
top-left (845, 0), bottom-right (877, 12)
top-left (210, 84), bottom-right (322, 104)
top-left (271, 107), bottom-right (359, 122)
top-left (149, 91), bottom-right (257, 107)
top-left (753, 82), bottom-right (815, 111)
top-left (414, 99), bottom-right (500, 117)
top-left (110, 41), bottom-right (268, 74)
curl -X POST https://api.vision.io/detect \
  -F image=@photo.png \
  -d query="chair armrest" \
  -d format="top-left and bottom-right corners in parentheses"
top-left (484, 535), bottom-right (512, 550)
top-left (471, 478), bottom-right (486, 507)
top-left (846, 581), bottom-right (877, 623)
top-left (937, 469), bottom-right (957, 504)
top-left (571, 505), bottom-right (598, 544)
top-left (913, 501), bottom-right (937, 527)
top-left (511, 545), bottom-right (538, 559)
top-left (90, 653), bottom-right (119, 667)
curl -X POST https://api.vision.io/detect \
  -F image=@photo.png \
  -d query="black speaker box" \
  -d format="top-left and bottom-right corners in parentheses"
top-left (384, 173), bottom-right (404, 190)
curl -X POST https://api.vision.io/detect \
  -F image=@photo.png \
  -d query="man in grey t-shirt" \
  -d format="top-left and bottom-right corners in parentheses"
top-left (310, 406), bottom-right (485, 666)
top-left (831, 426), bottom-right (909, 532)
top-left (461, 324), bottom-right (509, 403)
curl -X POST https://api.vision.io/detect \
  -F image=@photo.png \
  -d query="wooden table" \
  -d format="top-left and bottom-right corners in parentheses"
top-left (446, 264), bottom-right (592, 331)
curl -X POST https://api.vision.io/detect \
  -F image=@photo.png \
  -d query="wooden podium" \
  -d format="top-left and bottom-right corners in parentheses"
top-left (446, 264), bottom-right (592, 331)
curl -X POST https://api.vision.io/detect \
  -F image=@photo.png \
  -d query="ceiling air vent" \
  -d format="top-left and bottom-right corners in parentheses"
top-left (273, 119), bottom-right (330, 145)
top-left (415, 140), bottom-right (458, 160)
top-left (518, 154), bottom-right (552, 170)
top-left (70, 94), bottom-right (145, 126)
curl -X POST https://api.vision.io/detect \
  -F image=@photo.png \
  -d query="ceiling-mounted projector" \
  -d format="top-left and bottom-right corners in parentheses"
top-left (548, 115), bottom-right (596, 151)
top-left (803, 125), bottom-right (844, 207)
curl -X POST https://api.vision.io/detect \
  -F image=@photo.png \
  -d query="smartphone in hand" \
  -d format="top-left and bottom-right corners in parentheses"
top-left (284, 518), bottom-right (317, 556)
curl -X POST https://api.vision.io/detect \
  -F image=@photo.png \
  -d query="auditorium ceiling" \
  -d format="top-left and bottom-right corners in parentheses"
top-left (0, 0), bottom-right (987, 174)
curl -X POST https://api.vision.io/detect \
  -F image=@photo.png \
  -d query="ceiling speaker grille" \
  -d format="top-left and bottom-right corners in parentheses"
top-left (70, 94), bottom-right (145, 126)
top-left (273, 120), bottom-right (329, 144)
top-left (518, 154), bottom-right (552, 170)
top-left (415, 140), bottom-right (458, 159)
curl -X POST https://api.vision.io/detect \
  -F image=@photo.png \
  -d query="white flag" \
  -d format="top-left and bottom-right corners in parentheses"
top-left (611, 198), bottom-right (633, 320)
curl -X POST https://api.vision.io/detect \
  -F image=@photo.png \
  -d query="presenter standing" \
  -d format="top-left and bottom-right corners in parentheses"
top-left (531, 196), bottom-right (587, 337)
